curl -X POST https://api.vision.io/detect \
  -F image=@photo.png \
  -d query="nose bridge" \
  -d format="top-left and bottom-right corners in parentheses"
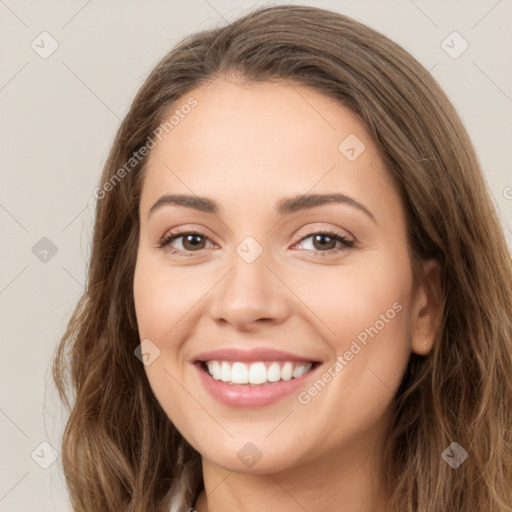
top-left (210, 234), bottom-right (288, 327)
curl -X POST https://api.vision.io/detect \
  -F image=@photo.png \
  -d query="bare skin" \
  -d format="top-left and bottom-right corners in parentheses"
top-left (133, 76), bottom-right (440, 512)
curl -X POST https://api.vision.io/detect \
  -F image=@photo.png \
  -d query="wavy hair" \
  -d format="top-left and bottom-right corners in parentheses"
top-left (52, 5), bottom-right (512, 511)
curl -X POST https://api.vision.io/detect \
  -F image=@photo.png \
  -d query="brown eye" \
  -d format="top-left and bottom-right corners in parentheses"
top-left (181, 234), bottom-right (207, 251)
top-left (296, 230), bottom-right (354, 255)
top-left (158, 231), bottom-right (213, 255)
top-left (311, 234), bottom-right (337, 251)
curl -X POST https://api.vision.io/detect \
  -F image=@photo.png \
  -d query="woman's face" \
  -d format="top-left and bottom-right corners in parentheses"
top-left (133, 77), bottom-right (434, 473)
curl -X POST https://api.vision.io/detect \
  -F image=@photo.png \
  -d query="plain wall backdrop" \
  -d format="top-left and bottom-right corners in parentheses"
top-left (0, 0), bottom-right (511, 510)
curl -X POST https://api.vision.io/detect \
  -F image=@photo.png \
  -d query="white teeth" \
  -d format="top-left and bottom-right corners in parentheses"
top-left (204, 360), bottom-right (313, 385)
top-left (231, 362), bottom-right (249, 384)
top-left (248, 362), bottom-right (267, 384)
top-left (207, 361), bottom-right (220, 380)
top-left (292, 363), bottom-right (307, 378)
top-left (281, 362), bottom-right (293, 381)
top-left (220, 361), bottom-right (231, 382)
top-left (267, 362), bottom-right (281, 382)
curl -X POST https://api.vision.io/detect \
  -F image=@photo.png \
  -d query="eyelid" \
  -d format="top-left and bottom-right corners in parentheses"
top-left (157, 226), bottom-right (218, 251)
top-left (291, 228), bottom-right (355, 255)
top-left (158, 224), bottom-right (355, 256)
top-left (158, 224), bottom-right (217, 243)
top-left (294, 225), bottom-right (354, 244)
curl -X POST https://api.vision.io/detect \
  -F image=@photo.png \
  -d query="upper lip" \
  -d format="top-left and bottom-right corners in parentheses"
top-left (193, 348), bottom-right (321, 364)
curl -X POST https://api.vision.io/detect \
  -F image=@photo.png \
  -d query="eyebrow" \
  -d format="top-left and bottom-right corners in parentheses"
top-left (148, 193), bottom-right (376, 223)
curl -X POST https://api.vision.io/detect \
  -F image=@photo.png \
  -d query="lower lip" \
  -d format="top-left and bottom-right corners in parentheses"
top-left (194, 363), bottom-right (319, 408)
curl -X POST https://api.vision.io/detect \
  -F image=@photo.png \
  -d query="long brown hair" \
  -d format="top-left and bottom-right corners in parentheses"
top-left (52, 5), bottom-right (512, 511)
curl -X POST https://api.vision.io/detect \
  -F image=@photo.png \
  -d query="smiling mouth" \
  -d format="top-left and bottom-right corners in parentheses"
top-left (197, 360), bottom-right (320, 386)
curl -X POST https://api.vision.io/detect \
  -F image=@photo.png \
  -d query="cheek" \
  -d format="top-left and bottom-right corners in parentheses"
top-left (133, 253), bottom-right (201, 341)
top-left (134, 251), bottom-right (168, 324)
top-left (142, 364), bottom-right (207, 453)
top-left (298, 253), bottom-right (413, 399)
top-left (299, 255), bottom-right (412, 345)
top-left (134, 257), bottom-right (205, 441)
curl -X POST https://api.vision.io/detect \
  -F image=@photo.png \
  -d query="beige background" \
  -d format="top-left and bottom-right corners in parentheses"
top-left (0, 0), bottom-right (511, 510)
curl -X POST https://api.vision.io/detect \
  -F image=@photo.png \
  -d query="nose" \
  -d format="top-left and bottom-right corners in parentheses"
top-left (208, 246), bottom-right (290, 331)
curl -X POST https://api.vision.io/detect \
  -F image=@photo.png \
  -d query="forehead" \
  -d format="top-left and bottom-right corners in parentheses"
top-left (140, 78), bottom-right (400, 221)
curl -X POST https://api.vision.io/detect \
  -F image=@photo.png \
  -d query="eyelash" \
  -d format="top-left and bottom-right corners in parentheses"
top-left (157, 228), bottom-right (355, 258)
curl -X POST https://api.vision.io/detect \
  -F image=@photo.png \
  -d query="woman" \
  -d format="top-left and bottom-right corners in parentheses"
top-left (52, 5), bottom-right (512, 511)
